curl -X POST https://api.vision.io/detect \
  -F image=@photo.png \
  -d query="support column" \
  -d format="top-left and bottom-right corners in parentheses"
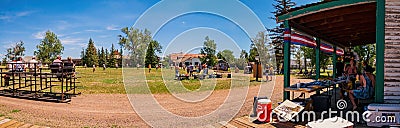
top-left (375, 0), bottom-right (385, 103)
top-left (315, 38), bottom-right (321, 80)
top-left (333, 46), bottom-right (337, 79)
top-left (283, 20), bottom-right (291, 100)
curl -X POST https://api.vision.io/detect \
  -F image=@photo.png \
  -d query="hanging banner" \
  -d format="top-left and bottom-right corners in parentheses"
top-left (284, 30), bottom-right (344, 56)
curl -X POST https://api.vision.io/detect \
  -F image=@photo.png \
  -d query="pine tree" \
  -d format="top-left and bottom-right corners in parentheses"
top-left (268, 0), bottom-right (296, 68)
top-left (84, 38), bottom-right (98, 67)
top-left (144, 40), bottom-right (159, 67)
top-left (108, 44), bottom-right (117, 67)
top-left (80, 48), bottom-right (86, 66)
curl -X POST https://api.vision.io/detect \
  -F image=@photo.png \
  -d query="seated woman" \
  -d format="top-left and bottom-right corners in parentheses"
top-left (348, 65), bottom-right (375, 110)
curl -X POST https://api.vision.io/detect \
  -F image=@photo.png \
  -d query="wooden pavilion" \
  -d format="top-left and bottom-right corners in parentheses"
top-left (276, 0), bottom-right (399, 103)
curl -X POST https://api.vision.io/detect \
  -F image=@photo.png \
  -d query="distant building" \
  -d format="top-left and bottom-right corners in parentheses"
top-left (169, 52), bottom-right (205, 67)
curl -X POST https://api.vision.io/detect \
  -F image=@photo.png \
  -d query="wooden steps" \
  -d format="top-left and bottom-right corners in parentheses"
top-left (0, 117), bottom-right (48, 128)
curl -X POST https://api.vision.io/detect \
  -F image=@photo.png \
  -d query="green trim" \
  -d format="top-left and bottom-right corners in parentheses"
top-left (277, 0), bottom-right (376, 22)
top-left (375, 0), bottom-right (384, 103)
top-left (315, 38), bottom-right (320, 80)
top-left (333, 46), bottom-right (337, 79)
top-left (283, 20), bottom-right (291, 100)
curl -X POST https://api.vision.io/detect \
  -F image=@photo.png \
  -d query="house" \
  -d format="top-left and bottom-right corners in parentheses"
top-left (169, 52), bottom-right (205, 67)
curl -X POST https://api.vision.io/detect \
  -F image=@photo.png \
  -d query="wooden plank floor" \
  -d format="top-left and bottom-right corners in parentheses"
top-left (0, 117), bottom-right (48, 128)
top-left (218, 116), bottom-right (307, 128)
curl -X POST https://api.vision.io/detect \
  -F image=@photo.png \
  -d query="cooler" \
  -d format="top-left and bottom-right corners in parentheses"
top-left (257, 99), bottom-right (272, 123)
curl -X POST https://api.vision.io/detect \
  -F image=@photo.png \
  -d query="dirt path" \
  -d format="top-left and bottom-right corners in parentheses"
top-left (0, 76), bottom-right (312, 127)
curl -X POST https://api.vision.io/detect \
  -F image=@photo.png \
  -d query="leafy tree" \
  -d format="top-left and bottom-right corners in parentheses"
top-left (294, 48), bottom-right (302, 70)
top-left (217, 49), bottom-right (235, 65)
top-left (240, 49), bottom-right (248, 60)
top-left (84, 38), bottom-right (98, 66)
top-left (354, 44), bottom-right (376, 65)
top-left (118, 27), bottom-right (152, 66)
top-left (251, 31), bottom-right (273, 66)
top-left (200, 36), bottom-right (217, 66)
top-left (248, 46), bottom-right (258, 62)
top-left (6, 41), bottom-right (25, 61)
top-left (145, 40), bottom-right (160, 67)
top-left (34, 30), bottom-right (64, 63)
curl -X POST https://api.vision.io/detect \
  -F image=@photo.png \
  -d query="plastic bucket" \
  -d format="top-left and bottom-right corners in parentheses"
top-left (257, 99), bottom-right (272, 123)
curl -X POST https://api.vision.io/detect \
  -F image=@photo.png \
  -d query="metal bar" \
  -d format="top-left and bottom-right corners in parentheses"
top-left (316, 38), bottom-right (321, 80)
top-left (333, 46), bottom-right (337, 79)
top-left (375, 0), bottom-right (385, 103)
top-left (284, 20), bottom-right (291, 100)
top-left (277, 0), bottom-right (376, 22)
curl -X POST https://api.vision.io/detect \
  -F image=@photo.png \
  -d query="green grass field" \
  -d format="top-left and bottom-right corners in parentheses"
top-left (73, 68), bottom-right (261, 94)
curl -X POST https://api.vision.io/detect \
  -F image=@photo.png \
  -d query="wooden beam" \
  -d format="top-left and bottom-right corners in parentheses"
top-left (316, 38), bottom-right (321, 80)
top-left (283, 20), bottom-right (291, 100)
top-left (289, 21), bottom-right (346, 48)
top-left (304, 12), bottom-right (376, 29)
top-left (375, 0), bottom-right (385, 103)
top-left (277, 0), bottom-right (376, 22)
top-left (296, 2), bottom-right (376, 24)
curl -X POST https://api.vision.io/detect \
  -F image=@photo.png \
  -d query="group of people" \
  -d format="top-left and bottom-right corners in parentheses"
top-left (3, 55), bottom-right (75, 86)
top-left (264, 65), bottom-right (274, 81)
top-left (336, 56), bottom-right (375, 110)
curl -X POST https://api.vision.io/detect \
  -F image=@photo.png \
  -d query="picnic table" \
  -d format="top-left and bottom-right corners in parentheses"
top-left (284, 77), bottom-right (348, 106)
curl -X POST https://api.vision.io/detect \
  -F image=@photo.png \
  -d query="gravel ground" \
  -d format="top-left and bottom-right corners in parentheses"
top-left (0, 76), bottom-right (312, 127)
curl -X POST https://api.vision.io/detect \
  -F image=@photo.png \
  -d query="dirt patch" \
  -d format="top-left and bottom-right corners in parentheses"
top-left (0, 76), bottom-right (312, 127)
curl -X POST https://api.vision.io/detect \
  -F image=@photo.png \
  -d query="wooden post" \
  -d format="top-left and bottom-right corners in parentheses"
top-left (333, 46), bottom-right (337, 79)
top-left (283, 20), bottom-right (291, 100)
top-left (316, 38), bottom-right (321, 80)
top-left (375, 0), bottom-right (385, 103)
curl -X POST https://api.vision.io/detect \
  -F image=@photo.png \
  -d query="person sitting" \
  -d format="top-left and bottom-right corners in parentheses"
top-left (53, 55), bottom-right (62, 65)
top-left (28, 56), bottom-right (38, 72)
top-left (15, 57), bottom-right (25, 72)
top-left (348, 65), bottom-right (375, 110)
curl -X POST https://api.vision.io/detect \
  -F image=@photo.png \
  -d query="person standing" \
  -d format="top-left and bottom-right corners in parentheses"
top-left (103, 63), bottom-right (106, 70)
top-left (269, 65), bottom-right (274, 81)
top-left (336, 57), bottom-right (344, 77)
top-left (93, 64), bottom-right (96, 72)
top-left (148, 64), bottom-right (151, 73)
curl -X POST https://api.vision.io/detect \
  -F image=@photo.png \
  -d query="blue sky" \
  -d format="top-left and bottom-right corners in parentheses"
top-left (0, 0), bottom-right (319, 59)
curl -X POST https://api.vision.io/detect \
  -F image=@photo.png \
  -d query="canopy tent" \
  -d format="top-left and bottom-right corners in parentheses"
top-left (276, 0), bottom-right (385, 103)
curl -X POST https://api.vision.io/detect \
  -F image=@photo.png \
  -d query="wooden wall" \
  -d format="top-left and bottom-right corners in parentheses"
top-left (384, 0), bottom-right (400, 103)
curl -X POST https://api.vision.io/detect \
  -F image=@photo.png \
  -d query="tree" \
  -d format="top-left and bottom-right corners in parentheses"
top-left (34, 30), bottom-right (64, 63)
top-left (200, 36), bottom-right (217, 66)
top-left (145, 40), bottom-right (160, 67)
top-left (248, 46), bottom-right (258, 62)
top-left (268, 0), bottom-right (296, 68)
top-left (80, 48), bottom-right (86, 66)
top-left (251, 31), bottom-right (273, 66)
top-left (84, 38), bottom-right (98, 66)
top-left (217, 49), bottom-right (235, 65)
top-left (294, 48), bottom-right (302, 70)
top-left (240, 49), bottom-right (248, 60)
top-left (6, 41), bottom-right (25, 61)
top-left (99, 47), bottom-right (107, 66)
top-left (118, 27), bottom-right (152, 66)
top-left (108, 44), bottom-right (118, 67)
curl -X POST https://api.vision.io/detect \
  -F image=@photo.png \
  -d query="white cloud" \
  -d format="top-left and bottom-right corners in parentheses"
top-left (16, 11), bottom-right (35, 17)
top-left (60, 37), bottom-right (84, 45)
top-left (32, 31), bottom-right (46, 39)
top-left (0, 10), bottom-right (36, 21)
top-left (85, 29), bottom-right (102, 32)
top-left (106, 25), bottom-right (119, 31)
